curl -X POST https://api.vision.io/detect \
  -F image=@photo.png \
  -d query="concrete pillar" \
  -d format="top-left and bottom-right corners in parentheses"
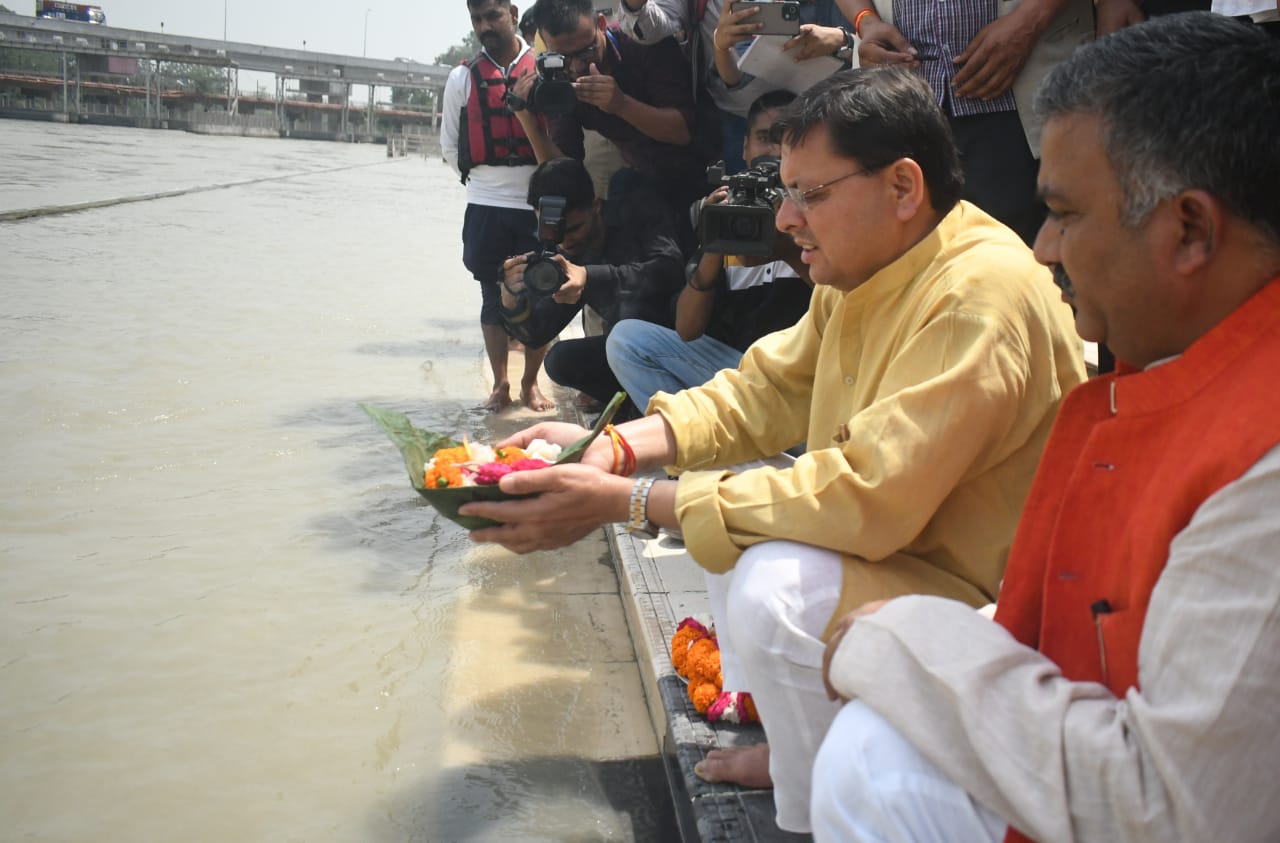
top-left (274, 74), bottom-right (284, 132)
top-left (342, 82), bottom-right (350, 138)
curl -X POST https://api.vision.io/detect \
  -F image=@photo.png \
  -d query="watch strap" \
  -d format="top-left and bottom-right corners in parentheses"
top-left (835, 28), bottom-right (856, 62)
top-left (626, 476), bottom-right (658, 538)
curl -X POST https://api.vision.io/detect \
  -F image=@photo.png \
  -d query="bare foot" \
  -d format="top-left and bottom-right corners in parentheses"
top-left (522, 383), bottom-right (556, 412)
top-left (693, 743), bottom-right (773, 789)
top-left (480, 383), bottom-right (511, 413)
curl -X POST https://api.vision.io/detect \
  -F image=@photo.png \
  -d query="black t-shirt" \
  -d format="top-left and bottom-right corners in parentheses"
top-left (502, 193), bottom-right (685, 347)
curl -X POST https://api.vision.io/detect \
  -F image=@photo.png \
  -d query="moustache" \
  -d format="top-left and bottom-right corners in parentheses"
top-left (1052, 264), bottom-right (1075, 302)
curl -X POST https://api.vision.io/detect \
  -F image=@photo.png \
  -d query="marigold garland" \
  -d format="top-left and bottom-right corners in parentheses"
top-left (671, 616), bottom-right (759, 724)
top-left (670, 617), bottom-right (709, 674)
top-left (707, 690), bottom-right (758, 723)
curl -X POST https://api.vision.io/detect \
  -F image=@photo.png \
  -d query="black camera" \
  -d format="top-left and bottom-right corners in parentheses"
top-left (529, 52), bottom-right (577, 116)
top-left (698, 155), bottom-right (784, 257)
top-left (523, 195), bottom-right (569, 298)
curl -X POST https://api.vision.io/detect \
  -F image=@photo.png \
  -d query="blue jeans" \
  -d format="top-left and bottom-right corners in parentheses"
top-left (605, 319), bottom-right (745, 412)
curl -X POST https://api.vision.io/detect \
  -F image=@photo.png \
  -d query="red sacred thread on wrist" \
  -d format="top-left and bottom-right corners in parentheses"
top-left (619, 431), bottom-right (636, 477)
top-left (605, 424), bottom-right (637, 476)
top-left (606, 424), bottom-right (623, 474)
top-left (853, 8), bottom-right (878, 38)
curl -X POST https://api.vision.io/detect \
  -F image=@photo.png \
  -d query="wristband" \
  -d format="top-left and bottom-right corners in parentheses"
top-left (501, 299), bottom-right (532, 324)
top-left (605, 424), bottom-right (637, 476)
top-left (853, 8), bottom-right (878, 38)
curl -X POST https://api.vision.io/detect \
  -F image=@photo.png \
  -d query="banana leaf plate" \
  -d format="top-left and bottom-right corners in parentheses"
top-left (360, 392), bottom-right (626, 530)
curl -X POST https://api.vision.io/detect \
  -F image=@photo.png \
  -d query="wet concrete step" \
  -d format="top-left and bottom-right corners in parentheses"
top-left (606, 523), bottom-right (812, 843)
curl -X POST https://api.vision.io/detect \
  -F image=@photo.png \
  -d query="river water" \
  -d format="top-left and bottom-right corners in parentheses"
top-left (0, 120), bottom-right (674, 842)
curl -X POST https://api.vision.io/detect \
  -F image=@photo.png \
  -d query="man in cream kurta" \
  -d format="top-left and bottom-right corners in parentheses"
top-left (463, 67), bottom-right (1084, 833)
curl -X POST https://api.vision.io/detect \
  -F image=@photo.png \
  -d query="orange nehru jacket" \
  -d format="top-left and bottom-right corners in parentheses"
top-left (992, 278), bottom-right (1280, 843)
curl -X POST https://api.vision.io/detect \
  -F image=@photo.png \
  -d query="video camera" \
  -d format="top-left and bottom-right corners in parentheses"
top-left (698, 156), bottom-right (783, 258)
top-left (528, 52), bottom-right (577, 116)
top-left (522, 195), bottom-right (569, 298)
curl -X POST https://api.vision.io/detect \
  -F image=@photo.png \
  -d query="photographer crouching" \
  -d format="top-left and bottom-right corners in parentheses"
top-left (606, 91), bottom-right (814, 415)
top-left (499, 156), bottom-right (686, 419)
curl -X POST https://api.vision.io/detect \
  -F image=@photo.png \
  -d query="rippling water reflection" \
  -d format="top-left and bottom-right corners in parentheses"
top-left (0, 120), bottom-right (673, 841)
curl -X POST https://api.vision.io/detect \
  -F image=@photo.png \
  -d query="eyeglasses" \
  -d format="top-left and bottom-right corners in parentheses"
top-left (780, 166), bottom-right (879, 212)
top-left (564, 39), bottom-right (599, 67)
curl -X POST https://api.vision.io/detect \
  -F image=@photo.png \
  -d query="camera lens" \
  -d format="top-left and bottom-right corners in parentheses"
top-left (729, 216), bottom-right (762, 240)
top-left (534, 80), bottom-right (577, 117)
top-left (524, 257), bottom-right (566, 296)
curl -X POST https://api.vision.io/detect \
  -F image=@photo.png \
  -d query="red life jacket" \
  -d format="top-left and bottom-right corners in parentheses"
top-left (456, 50), bottom-right (537, 185)
top-left (994, 276), bottom-right (1280, 843)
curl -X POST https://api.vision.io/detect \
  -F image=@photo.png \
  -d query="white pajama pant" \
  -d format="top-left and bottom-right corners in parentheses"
top-left (703, 540), bottom-right (846, 833)
top-left (812, 701), bottom-right (1007, 843)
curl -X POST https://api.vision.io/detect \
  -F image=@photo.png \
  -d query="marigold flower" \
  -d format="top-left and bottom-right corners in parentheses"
top-left (690, 682), bottom-right (720, 714)
top-left (671, 627), bottom-right (700, 676)
top-left (432, 446), bottom-right (470, 466)
top-left (671, 618), bottom-right (712, 677)
top-left (425, 462), bottom-right (464, 489)
top-left (493, 446), bottom-right (528, 465)
top-left (686, 637), bottom-right (721, 686)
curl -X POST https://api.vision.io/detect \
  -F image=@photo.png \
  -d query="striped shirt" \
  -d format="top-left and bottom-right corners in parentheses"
top-left (893, 0), bottom-right (1017, 117)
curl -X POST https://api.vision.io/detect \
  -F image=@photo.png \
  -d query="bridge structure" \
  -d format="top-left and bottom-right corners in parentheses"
top-left (0, 10), bottom-right (454, 140)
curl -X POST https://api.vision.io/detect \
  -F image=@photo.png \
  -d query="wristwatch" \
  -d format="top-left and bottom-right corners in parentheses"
top-left (625, 476), bottom-right (659, 539)
top-left (835, 28), bottom-right (856, 64)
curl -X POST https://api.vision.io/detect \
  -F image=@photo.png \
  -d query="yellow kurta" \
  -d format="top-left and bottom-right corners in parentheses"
top-left (651, 202), bottom-right (1086, 634)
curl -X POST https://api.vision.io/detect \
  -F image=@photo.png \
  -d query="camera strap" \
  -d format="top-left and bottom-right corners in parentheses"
top-left (603, 28), bottom-right (624, 64)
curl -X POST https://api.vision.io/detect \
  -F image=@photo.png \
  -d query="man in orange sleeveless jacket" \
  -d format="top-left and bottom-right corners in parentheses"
top-left (816, 13), bottom-right (1280, 843)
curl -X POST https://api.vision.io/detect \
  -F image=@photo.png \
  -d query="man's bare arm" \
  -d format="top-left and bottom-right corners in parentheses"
top-left (511, 72), bottom-right (565, 162)
top-left (951, 0), bottom-right (1072, 100)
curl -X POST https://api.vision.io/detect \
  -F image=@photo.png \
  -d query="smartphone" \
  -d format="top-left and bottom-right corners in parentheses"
top-left (730, 1), bottom-right (802, 37)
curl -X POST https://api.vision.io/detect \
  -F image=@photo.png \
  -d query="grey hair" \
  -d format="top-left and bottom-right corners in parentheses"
top-left (1035, 13), bottom-right (1280, 241)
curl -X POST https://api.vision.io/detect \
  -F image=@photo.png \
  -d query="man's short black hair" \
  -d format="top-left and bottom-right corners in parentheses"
top-left (527, 157), bottom-right (596, 213)
top-left (1036, 12), bottom-right (1280, 242)
top-left (466, 0), bottom-right (512, 8)
top-left (518, 3), bottom-right (538, 41)
top-left (775, 68), bottom-right (964, 213)
top-left (747, 89), bottom-right (796, 133)
top-left (533, 0), bottom-right (593, 37)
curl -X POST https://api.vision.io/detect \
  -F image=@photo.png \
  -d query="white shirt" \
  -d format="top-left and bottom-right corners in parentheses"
top-left (1211, 0), bottom-right (1278, 21)
top-left (439, 39), bottom-right (538, 210)
top-left (724, 258), bottom-right (800, 291)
